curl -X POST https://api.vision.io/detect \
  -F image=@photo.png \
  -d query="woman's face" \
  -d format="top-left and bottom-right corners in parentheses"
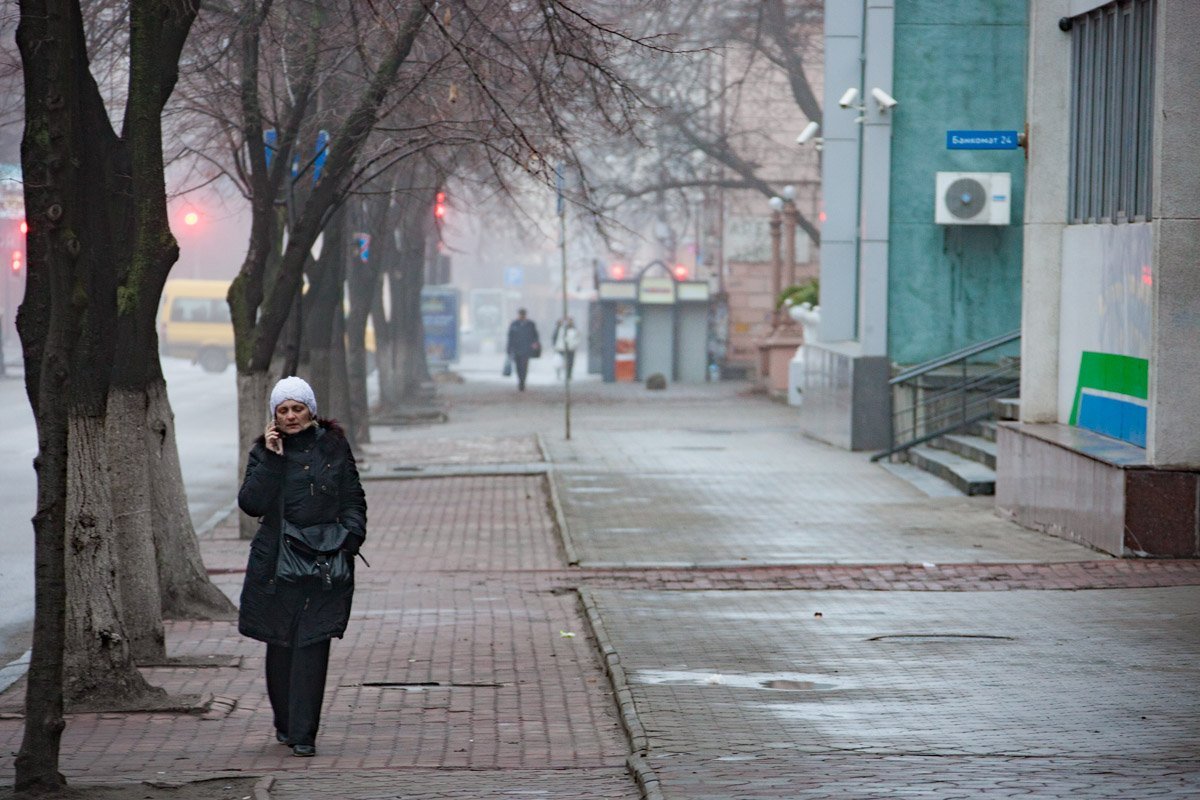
top-left (274, 401), bottom-right (314, 434)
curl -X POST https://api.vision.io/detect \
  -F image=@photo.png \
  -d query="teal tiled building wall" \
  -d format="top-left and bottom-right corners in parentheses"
top-left (888, 0), bottom-right (1027, 365)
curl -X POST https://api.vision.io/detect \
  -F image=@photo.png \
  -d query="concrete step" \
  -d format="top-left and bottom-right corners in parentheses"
top-left (971, 420), bottom-right (999, 443)
top-left (934, 433), bottom-right (997, 470)
top-left (907, 445), bottom-right (996, 496)
top-left (991, 397), bottom-right (1020, 421)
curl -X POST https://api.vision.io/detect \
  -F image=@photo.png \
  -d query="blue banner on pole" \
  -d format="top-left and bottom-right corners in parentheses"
top-left (314, 130), bottom-right (329, 185)
top-left (946, 130), bottom-right (1019, 150)
top-left (263, 129), bottom-right (277, 170)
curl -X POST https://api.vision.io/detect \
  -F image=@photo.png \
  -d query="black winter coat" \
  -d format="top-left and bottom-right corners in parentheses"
top-left (237, 419), bottom-right (367, 648)
top-left (506, 318), bottom-right (540, 358)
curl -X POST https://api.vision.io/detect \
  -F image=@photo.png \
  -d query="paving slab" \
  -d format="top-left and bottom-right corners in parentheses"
top-left (587, 587), bottom-right (1200, 797)
top-left (539, 392), bottom-right (1101, 566)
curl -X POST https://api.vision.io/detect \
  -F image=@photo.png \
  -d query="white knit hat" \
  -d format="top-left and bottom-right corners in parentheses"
top-left (269, 376), bottom-right (318, 418)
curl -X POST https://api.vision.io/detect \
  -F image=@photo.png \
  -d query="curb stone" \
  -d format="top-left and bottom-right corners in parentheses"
top-left (253, 774), bottom-right (274, 800)
top-left (578, 588), bottom-right (662, 800)
top-left (538, 432), bottom-right (581, 566)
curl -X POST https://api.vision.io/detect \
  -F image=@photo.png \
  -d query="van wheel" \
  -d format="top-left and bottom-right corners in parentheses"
top-left (197, 347), bottom-right (229, 374)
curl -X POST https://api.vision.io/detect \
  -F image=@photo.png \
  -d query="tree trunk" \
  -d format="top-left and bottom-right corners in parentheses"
top-left (372, 287), bottom-right (397, 411)
top-left (13, 276), bottom-right (69, 795)
top-left (300, 205), bottom-right (347, 421)
top-left (146, 379), bottom-right (236, 619)
top-left (345, 251), bottom-right (377, 443)
top-left (237, 369), bottom-right (275, 540)
top-left (392, 192), bottom-right (432, 401)
top-left (64, 413), bottom-right (163, 707)
top-left (105, 387), bottom-right (166, 663)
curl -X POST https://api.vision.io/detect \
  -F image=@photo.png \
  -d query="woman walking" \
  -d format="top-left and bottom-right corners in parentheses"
top-left (237, 376), bottom-right (367, 757)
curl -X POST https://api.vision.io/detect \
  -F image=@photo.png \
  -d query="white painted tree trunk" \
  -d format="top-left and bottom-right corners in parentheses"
top-left (104, 387), bottom-right (166, 663)
top-left (65, 413), bottom-right (161, 705)
top-left (145, 379), bottom-right (236, 619)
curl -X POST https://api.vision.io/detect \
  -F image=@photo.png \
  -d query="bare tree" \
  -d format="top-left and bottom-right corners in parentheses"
top-left (14, 0), bottom-right (206, 790)
top-left (587, 0), bottom-right (824, 252)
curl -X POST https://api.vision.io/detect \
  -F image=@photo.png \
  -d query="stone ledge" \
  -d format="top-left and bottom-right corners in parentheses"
top-left (997, 423), bottom-right (1200, 558)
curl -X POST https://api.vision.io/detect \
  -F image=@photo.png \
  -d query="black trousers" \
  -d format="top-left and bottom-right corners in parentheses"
top-left (563, 350), bottom-right (576, 380)
top-left (513, 355), bottom-right (530, 389)
top-left (266, 638), bottom-right (331, 746)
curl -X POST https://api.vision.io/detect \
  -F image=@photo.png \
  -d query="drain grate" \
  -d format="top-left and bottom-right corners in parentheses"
top-left (867, 634), bottom-right (1014, 642)
top-left (352, 681), bottom-right (505, 690)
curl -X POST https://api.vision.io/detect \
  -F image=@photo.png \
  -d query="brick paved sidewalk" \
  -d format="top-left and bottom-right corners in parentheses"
top-left (0, 440), bottom-right (634, 798)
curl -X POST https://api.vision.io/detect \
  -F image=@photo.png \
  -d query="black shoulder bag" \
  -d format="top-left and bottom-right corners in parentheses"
top-left (275, 487), bottom-right (352, 591)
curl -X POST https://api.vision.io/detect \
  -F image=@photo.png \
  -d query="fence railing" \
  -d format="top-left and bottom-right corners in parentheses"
top-left (871, 330), bottom-right (1021, 463)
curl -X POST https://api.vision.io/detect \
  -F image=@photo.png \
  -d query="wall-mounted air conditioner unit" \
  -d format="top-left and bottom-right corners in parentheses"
top-left (934, 172), bottom-right (1011, 225)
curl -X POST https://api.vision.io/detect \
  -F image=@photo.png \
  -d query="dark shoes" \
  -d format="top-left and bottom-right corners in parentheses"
top-left (275, 730), bottom-right (288, 745)
top-left (292, 744), bottom-right (316, 757)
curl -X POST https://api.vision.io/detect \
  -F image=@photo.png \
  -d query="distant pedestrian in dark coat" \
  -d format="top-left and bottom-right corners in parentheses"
top-left (238, 376), bottom-right (367, 758)
top-left (506, 308), bottom-right (541, 391)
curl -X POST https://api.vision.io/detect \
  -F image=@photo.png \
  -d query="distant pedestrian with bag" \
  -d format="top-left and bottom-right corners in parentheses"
top-left (506, 308), bottom-right (541, 391)
top-left (552, 315), bottom-right (580, 381)
top-left (237, 376), bottom-right (367, 758)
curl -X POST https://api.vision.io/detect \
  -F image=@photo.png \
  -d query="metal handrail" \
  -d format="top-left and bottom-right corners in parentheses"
top-left (874, 330), bottom-right (1021, 462)
top-left (888, 329), bottom-right (1021, 385)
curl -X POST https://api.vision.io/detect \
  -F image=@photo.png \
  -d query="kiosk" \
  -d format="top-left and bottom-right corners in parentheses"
top-left (594, 261), bottom-right (711, 384)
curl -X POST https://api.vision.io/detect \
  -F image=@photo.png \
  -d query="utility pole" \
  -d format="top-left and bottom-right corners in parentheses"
top-left (556, 164), bottom-right (570, 440)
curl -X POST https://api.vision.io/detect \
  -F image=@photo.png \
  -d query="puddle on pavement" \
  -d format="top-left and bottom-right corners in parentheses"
top-left (630, 669), bottom-right (839, 692)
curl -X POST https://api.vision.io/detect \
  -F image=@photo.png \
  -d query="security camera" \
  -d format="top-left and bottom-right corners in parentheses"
top-left (838, 87), bottom-right (859, 109)
top-left (796, 121), bottom-right (820, 144)
top-left (871, 87), bottom-right (898, 110)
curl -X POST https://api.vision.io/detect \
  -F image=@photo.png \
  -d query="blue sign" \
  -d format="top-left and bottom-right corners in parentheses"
top-left (421, 287), bottom-right (460, 364)
top-left (503, 266), bottom-right (524, 287)
top-left (946, 130), bottom-right (1019, 150)
top-left (313, 129), bottom-right (329, 185)
top-left (263, 129), bottom-right (277, 169)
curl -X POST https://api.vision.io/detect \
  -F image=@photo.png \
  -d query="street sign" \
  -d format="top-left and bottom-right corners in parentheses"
top-left (946, 130), bottom-right (1019, 150)
top-left (503, 266), bottom-right (524, 287)
top-left (421, 287), bottom-right (460, 364)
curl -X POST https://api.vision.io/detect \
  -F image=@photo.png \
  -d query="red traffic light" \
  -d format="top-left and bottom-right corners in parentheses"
top-left (10, 249), bottom-right (22, 274)
top-left (672, 264), bottom-right (689, 281)
top-left (609, 263), bottom-right (627, 280)
top-left (434, 191), bottom-right (447, 221)
top-left (19, 219), bottom-right (27, 235)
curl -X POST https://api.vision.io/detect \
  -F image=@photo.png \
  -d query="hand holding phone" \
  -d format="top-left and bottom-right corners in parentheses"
top-left (264, 422), bottom-right (283, 455)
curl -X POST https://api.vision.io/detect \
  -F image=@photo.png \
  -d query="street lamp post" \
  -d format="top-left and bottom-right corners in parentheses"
top-left (768, 196), bottom-right (784, 327)
top-left (555, 163), bottom-right (571, 441)
top-left (781, 185), bottom-right (799, 289)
